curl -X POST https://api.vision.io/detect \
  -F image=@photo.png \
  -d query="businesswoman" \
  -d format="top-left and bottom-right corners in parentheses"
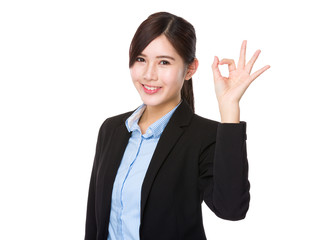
top-left (84, 12), bottom-right (270, 240)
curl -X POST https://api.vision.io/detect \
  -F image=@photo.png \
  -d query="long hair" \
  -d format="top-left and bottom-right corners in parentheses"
top-left (129, 12), bottom-right (196, 112)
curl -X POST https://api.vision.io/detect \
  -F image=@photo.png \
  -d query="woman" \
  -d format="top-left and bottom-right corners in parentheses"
top-left (84, 12), bottom-right (270, 240)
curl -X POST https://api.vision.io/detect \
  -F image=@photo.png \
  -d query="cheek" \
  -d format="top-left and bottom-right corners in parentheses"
top-left (130, 67), bottom-right (139, 83)
top-left (160, 68), bottom-right (185, 86)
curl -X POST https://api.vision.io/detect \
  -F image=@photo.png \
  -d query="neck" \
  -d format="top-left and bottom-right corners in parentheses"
top-left (138, 99), bottom-right (180, 133)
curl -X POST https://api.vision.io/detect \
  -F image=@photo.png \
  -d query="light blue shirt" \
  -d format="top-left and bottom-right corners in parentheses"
top-left (107, 102), bottom-right (181, 240)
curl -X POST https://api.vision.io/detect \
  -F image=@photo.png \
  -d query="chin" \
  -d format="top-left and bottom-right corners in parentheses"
top-left (140, 96), bottom-right (180, 110)
top-left (140, 97), bottom-right (163, 107)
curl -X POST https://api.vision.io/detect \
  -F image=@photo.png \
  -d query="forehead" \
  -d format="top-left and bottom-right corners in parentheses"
top-left (141, 34), bottom-right (180, 58)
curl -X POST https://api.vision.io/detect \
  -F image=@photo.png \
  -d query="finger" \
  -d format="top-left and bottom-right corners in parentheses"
top-left (237, 40), bottom-right (247, 69)
top-left (211, 56), bottom-right (222, 79)
top-left (219, 58), bottom-right (236, 72)
top-left (250, 65), bottom-right (271, 82)
top-left (245, 50), bottom-right (261, 73)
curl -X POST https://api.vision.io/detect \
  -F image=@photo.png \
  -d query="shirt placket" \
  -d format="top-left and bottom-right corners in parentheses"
top-left (119, 131), bottom-right (144, 239)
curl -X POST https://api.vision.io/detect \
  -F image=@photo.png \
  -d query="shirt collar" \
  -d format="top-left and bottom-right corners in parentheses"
top-left (126, 104), bottom-right (146, 132)
top-left (125, 101), bottom-right (181, 138)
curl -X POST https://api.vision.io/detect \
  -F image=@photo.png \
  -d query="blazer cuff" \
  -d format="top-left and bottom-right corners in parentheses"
top-left (217, 121), bottom-right (247, 141)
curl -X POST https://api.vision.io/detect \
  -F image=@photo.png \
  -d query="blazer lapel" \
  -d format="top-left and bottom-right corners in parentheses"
top-left (140, 101), bottom-right (193, 220)
top-left (99, 116), bottom-right (132, 231)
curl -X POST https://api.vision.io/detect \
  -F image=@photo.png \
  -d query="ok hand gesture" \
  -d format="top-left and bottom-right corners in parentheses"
top-left (212, 40), bottom-right (270, 106)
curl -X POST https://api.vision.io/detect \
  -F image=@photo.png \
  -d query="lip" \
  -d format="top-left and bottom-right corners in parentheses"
top-left (141, 83), bottom-right (162, 94)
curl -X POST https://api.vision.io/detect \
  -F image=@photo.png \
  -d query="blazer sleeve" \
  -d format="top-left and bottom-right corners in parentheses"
top-left (199, 121), bottom-right (250, 221)
top-left (84, 121), bottom-right (105, 240)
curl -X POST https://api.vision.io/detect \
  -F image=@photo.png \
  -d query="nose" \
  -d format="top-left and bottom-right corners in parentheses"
top-left (143, 62), bottom-right (157, 81)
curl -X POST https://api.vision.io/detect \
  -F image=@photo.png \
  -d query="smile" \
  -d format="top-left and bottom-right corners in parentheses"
top-left (142, 84), bottom-right (162, 94)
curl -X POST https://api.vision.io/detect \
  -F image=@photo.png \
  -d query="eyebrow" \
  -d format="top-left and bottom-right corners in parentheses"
top-left (139, 53), bottom-right (175, 61)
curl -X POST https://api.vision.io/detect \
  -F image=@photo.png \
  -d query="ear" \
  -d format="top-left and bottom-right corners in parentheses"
top-left (185, 58), bottom-right (199, 80)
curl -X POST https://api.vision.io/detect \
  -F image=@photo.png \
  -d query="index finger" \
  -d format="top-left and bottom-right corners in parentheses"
top-left (237, 40), bottom-right (247, 69)
top-left (211, 56), bottom-right (222, 80)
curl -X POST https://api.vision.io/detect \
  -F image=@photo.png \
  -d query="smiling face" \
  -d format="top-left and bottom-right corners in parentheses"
top-left (130, 34), bottom-right (190, 111)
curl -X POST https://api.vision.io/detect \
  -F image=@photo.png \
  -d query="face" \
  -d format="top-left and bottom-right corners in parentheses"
top-left (130, 34), bottom-right (192, 111)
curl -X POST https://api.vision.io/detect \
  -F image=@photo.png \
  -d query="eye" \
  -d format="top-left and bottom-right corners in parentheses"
top-left (160, 60), bottom-right (170, 65)
top-left (136, 57), bottom-right (145, 62)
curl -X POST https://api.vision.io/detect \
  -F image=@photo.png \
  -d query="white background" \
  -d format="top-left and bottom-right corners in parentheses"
top-left (1, 0), bottom-right (310, 239)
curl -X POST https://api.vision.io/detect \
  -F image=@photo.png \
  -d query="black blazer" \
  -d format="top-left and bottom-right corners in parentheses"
top-left (85, 101), bottom-right (250, 240)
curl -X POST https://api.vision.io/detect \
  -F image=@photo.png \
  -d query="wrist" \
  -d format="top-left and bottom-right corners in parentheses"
top-left (218, 101), bottom-right (240, 123)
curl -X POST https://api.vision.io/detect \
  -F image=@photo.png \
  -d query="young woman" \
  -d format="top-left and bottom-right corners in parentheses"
top-left (84, 12), bottom-right (270, 240)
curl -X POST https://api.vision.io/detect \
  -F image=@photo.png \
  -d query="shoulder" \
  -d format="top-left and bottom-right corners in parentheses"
top-left (192, 114), bottom-right (219, 132)
top-left (170, 100), bottom-right (220, 141)
top-left (190, 114), bottom-right (247, 143)
top-left (97, 110), bottom-right (134, 135)
top-left (182, 113), bottom-right (220, 145)
top-left (104, 111), bottom-right (133, 127)
top-left (192, 113), bottom-right (219, 128)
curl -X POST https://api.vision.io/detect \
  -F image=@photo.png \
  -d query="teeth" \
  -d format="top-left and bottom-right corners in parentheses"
top-left (144, 85), bottom-right (160, 91)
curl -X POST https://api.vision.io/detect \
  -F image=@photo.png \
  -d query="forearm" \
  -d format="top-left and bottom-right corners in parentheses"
top-left (212, 122), bottom-right (250, 220)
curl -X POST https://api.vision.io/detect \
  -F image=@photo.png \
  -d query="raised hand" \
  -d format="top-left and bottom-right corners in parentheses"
top-left (212, 40), bottom-right (270, 106)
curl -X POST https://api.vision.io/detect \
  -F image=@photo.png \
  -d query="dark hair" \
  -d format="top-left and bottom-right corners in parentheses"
top-left (129, 12), bottom-right (196, 112)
